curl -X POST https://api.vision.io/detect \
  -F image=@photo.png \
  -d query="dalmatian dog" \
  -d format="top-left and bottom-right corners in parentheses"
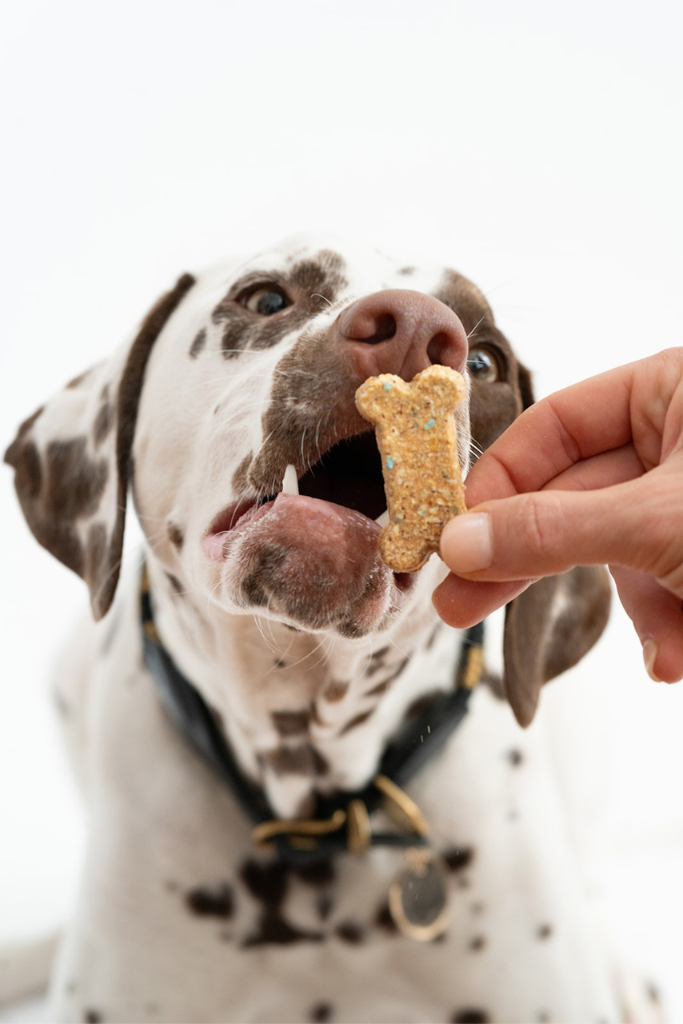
top-left (3, 237), bottom-right (658, 1023)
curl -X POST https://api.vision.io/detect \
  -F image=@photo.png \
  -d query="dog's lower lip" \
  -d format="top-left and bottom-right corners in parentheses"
top-left (202, 494), bottom-right (415, 596)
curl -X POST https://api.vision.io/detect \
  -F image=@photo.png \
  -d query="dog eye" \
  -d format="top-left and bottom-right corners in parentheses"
top-left (467, 347), bottom-right (500, 383)
top-left (243, 287), bottom-right (291, 316)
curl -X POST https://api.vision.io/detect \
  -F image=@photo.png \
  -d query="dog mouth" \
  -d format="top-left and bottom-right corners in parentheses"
top-left (203, 431), bottom-right (414, 594)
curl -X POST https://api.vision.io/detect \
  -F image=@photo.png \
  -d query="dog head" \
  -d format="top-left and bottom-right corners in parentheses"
top-left (5, 236), bottom-right (609, 724)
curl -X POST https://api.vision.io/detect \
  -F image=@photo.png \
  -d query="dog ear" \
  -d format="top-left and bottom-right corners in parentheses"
top-left (4, 273), bottom-right (195, 621)
top-left (503, 566), bottom-right (611, 727)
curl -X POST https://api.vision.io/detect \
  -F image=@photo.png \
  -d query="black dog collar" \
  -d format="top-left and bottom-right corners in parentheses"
top-left (140, 567), bottom-right (484, 868)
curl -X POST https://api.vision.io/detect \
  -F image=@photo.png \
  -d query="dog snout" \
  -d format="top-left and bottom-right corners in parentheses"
top-left (336, 289), bottom-right (469, 382)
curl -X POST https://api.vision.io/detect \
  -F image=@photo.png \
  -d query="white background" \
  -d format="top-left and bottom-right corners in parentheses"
top-left (1, 0), bottom-right (682, 1019)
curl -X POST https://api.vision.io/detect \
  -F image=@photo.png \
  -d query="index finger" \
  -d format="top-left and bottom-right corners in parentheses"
top-left (465, 355), bottom-right (648, 504)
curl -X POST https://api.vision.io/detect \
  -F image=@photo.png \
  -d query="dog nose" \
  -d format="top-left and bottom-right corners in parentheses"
top-left (337, 290), bottom-right (469, 382)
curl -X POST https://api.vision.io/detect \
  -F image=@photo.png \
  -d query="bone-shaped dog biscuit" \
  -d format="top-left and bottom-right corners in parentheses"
top-left (355, 365), bottom-right (467, 573)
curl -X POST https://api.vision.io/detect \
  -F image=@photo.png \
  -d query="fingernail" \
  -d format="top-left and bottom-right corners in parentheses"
top-left (642, 639), bottom-right (662, 682)
top-left (440, 513), bottom-right (493, 573)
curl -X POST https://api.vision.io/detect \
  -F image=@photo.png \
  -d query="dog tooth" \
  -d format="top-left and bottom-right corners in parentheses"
top-left (375, 510), bottom-right (390, 527)
top-left (282, 464), bottom-right (299, 496)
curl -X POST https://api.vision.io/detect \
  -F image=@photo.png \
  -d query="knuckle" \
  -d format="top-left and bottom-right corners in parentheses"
top-left (517, 491), bottom-right (567, 566)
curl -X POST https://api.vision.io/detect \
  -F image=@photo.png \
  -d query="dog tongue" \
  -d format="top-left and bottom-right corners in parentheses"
top-left (248, 490), bottom-right (382, 566)
top-left (210, 491), bottom-right (386, 583)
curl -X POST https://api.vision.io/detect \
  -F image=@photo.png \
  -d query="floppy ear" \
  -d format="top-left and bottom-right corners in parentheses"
top-left (4, 273), bottom-right (195, 620)
top-left (503, 566), bottom-right (611, 727)
top-left (500, 357), bottom-right (611, 726)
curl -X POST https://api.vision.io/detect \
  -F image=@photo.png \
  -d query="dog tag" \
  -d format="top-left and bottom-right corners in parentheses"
top-left (388, 847), bottom-right (451, 941)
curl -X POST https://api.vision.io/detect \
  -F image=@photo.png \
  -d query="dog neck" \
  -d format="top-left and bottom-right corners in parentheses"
top-left (145, 555), bottom-right (461, 819)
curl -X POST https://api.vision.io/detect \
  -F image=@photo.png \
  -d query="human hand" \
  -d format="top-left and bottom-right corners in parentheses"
top-left (433, 348), bottom-right (683, 683)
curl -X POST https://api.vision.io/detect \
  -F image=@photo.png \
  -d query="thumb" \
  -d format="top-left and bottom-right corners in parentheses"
top-left (440, 470), bottom-right (683, 591)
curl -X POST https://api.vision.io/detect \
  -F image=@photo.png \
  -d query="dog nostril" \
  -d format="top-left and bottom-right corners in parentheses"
top-left (427, 331), bottom-right (456, 366)
top-left (364, 313), bottom-right (397, 345)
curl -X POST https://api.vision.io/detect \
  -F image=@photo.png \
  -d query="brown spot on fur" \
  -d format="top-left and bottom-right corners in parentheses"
top-left (44, 439), bottom-right (109, 520)
top-left (406, 689), bottom-right (443, 720)
top-left (84, 1012), bottom-right (102, 1024)
top-left (365, 656), bottom-right (409, 696)
top-left (537, 923), bottom-right (553, 940)
top-left (288, 250), bottom-right (347, 300)
top-left (316, 892), bottom-right (333, 920)
top-left (375, 902), bottom-right (398, 933)
top-left (189, 327), bottom-right (207, 358)
top-left (166, 572), bottom-right (184, 595)
top-left (241, 859), bottom-right (287, 905)
top-left (398, 266), bottom-right (415, 276)
top-left (366, 646), bottom-right (390, 676)
top-left (442, 847), bottom-right (474, 872)
top-left (322, 679), bottom-right (349, 702)
top-left (240, 859), bottom-right (323, 947)
top-left (309, 1003), bottom-right (334, 1023)
top-left (262, 744), bottom-right (329, 776)
top-left (242, 914), bottom-right (324, 947)
top-left (185, 882), bottom-right (234, 918)
top-left (506, 748), bottom-right (524, 766)
top-left (451, 1011), bottom-right (490, 1024)
top-left (272, 709), bottom-right (310, 736)
top-left (336, 920), bottom-right (365, 944)
top-left (365, 679), bottom-right (391, 697)
top-left (66, 371), bottom-right (89, 389)
top-left (469, 935), bottom-right (487, 951)
top-left (293, 860), bottom-right (335, 886)
top-left (93, 401), bottom-right (114, 446)
top-left (167, 521), bottom-right (184, 549)
top-left (338, 708), bottom-right (374, 736)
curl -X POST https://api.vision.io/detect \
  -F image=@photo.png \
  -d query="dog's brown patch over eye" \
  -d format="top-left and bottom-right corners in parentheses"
top-left (212, 249), bottom-right (348, 360)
